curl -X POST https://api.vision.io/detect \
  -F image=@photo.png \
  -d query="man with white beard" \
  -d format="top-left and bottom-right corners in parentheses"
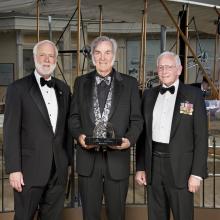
top-left (3, 40), bottom-right (72, 220)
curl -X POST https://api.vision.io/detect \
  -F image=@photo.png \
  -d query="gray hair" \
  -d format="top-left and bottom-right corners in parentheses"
top-left (33, 40), bottom-right (58, 57)
top-left (157, 51), bottom-right (181, 66)
top-left (90, 36), bottom-right (117, 66)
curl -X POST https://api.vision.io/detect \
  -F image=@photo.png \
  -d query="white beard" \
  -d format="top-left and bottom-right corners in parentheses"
top-left (35, 61), bottom-right (56, 77)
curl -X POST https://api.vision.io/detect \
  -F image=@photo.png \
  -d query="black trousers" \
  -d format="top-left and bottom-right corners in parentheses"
top-left (78, 151), bottom-right (129, 220)
top-left (13, 166), bottom-right (66, 220)
top-left (148, 148), bottom-right (194, 220)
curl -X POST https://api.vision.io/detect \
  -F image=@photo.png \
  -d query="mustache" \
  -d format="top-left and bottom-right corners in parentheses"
top-left (35, 61), bottom-right (56, 74)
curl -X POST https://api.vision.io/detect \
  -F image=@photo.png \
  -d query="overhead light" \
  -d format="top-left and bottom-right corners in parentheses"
top-left (167, 0), bottom-right (220, 9)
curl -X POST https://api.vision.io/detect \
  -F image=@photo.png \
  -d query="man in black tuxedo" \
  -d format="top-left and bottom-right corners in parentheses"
top-left (135, 51), bottom-right (208, 220)
top-left (68, 36), bottom-right (143, 220)
top-left (4, 40), bottom-right (72, 220)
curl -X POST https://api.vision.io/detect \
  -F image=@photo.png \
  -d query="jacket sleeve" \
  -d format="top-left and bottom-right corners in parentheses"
top-left (191, 90), bottom-right (208, 178)
top-left (68, 77), bottom-right (83, 141)
top-left (136, 126), bottom-right (146, 171)
top-left (64, 86), bottom-right (74, 165)
top-left (136, 89), bottom-right (149, 171)
top-left (124, 79), bottom-right (143, 146)
top-left (3, 84), bottom-right (22, 174)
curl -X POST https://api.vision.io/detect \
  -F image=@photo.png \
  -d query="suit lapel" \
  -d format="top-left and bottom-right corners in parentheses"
top-left (54, 80), bottom-right (65, 135)
top-left (170, 82), bottom-right (186, 139)
top-left (29, 74), bottom-right (52, 129)
top-left (108, 71), bottom-right (123, 120)
top-left (85, 72), bottom-right (96, 123)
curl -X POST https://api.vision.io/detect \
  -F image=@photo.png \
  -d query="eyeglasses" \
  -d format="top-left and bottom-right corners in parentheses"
top-left (158, 65), bottom-right (177, 72)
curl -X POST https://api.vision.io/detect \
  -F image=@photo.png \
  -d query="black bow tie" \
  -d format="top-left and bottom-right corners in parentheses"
top-left (96, 75), bottom-right (111, 86)
top-left (159, 85), bottom-right (175, 94)
top-left (40, 77), bottom-right (55, 88)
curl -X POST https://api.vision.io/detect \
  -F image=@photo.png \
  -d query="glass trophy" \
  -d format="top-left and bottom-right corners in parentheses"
top-left (85, 122), bottom-right (122, 146)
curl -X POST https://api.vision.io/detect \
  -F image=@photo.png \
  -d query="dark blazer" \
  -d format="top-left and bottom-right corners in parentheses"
top-left (136, 81), bottom-right (208, 187)
top-left (4, 73), bottom-right (72, 186)
top-left (68, 70), bottom-right (143, 180)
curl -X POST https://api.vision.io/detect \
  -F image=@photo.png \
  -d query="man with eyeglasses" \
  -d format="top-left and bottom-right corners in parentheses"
top-left (135, 51), bottom-right (208, 220)
top-left (4, 40), bottom-right (72, 220)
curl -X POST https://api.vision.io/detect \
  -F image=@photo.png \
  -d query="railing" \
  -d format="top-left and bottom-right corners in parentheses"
top-left (0, 135), bottom-right (220, 212)
top-left (202, 135), bottom-right (220, 208)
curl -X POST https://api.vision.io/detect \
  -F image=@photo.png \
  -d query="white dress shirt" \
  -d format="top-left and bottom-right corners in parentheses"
top-left (152, 79), bottom-right (179, 144)
top-left (34, 71), bottom-right (58, 133)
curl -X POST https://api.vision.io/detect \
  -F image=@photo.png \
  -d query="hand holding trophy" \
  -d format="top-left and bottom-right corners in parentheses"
top-left (85, 122), bottom-right (123, 150)
top-left (109, 137), bottom-right (131, 150)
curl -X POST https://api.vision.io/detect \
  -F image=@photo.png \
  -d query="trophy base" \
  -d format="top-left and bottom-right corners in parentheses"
top-left (85, 137), bottom-right (122, 146)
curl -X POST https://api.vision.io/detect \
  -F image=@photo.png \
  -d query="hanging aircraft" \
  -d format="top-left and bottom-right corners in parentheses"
top-left (0, 0), bottom-right (219, 98)
top-left (0, 0), bottom-right (219, 34)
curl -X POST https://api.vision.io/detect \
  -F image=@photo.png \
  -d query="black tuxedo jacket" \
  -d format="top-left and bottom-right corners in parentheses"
top-left (4, 73), bottom-right (72, 186)
top-left (136, 81), bottom-right (208, 187)
top-left (68, 70), bottom-right (143, 180)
